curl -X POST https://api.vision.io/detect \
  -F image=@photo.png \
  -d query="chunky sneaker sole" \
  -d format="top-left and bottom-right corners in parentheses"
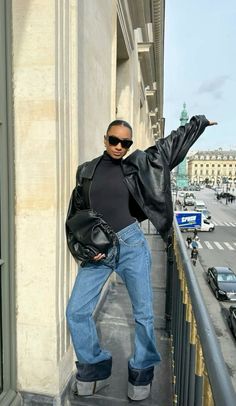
top-left (128, 382), bottom-right (151, 401)
top-left (74, 378), bottom-right (110, 396)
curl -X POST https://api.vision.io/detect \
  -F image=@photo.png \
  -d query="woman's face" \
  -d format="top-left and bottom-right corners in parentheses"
top-left (104, 125), bottom-right (132, 159)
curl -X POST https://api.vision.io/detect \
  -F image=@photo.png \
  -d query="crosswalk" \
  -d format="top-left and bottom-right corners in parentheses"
top-left (213, 221), bottom-right (236, 227)
top-left (187, 241), bottom-right (236, 251)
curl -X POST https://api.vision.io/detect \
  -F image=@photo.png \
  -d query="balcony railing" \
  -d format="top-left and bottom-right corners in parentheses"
top-left (165, 219), bottom-right (236, 406)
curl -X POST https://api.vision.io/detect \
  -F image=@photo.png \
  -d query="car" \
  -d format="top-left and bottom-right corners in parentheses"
top-left (207, 267), bottom-right (236, 301)
top-left (227, 306), bottom-right (236, 338)
top-left (184, 196), bottom-right (195, 206)
top-left (199, 208), bottom-right (211, 220)
top-left (215, 187), bottom-right (223, 194)
top-left (194, 200), bottom-right (207, 211)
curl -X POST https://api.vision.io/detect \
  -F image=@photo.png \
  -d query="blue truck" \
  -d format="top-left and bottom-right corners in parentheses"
top-left (175, 211), bottom-right (215, 232)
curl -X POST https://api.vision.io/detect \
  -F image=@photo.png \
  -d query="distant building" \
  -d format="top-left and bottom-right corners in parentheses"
top-left (188, 149), bottom-right (236, 185)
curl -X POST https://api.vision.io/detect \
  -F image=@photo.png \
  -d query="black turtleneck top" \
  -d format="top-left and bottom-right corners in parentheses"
top-left (90, 152), bottom-right (136, 232)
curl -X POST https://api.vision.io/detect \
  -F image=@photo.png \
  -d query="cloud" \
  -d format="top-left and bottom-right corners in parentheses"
top-left (197, 75), bottom-right (230, 99)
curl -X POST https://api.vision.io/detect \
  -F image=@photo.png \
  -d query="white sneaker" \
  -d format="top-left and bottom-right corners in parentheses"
top-left (76, 378), bottom-right (110, 396)
top-left (128, 382), bottom-right (151, 401)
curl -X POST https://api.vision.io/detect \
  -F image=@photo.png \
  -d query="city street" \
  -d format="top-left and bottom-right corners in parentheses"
top-left (192, 188), bottom-right (236, 271)
top-left (182, 187), bottom-right (236, 391)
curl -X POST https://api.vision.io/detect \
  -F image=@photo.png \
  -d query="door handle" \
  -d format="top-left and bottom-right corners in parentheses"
top-left (0, 259), bottom-right (4, 266)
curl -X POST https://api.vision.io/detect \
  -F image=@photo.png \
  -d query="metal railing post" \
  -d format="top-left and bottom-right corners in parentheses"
top-left (165, 234), bottom-right (174, 334)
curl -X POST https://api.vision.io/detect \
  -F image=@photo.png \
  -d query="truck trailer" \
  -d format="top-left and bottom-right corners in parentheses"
top-left (175, 211), bottom-right (215, 232)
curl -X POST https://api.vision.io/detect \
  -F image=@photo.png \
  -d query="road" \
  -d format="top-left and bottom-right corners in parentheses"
top-left (183, 187), bottom-right (236, 391)
top-left (193, 188), bottom-right (236, 271)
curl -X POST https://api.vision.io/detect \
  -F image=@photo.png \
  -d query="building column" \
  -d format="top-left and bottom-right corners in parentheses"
top-left (12, 0), bottom-right (79, 396)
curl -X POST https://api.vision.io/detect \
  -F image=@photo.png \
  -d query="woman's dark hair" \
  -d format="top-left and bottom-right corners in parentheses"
top-left (106, 119), bottom-right (132, 136)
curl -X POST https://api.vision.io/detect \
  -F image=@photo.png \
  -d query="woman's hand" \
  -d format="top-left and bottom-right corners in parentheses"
top-left (93, 253), bottom-right (106, 261)
top-left (208, 121), bottom-right (218, 126)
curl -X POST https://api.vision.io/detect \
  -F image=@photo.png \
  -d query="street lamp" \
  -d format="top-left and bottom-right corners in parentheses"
top-left (225, 180), bottom-right (229, 205)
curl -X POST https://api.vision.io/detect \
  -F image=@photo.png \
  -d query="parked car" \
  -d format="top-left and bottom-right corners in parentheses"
top-left (227, 306), bottom-right (236, 338)
top-left (207, 267), bottom-right (236, 301)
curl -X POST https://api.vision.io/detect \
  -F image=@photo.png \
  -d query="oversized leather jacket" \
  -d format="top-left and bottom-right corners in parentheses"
top-left (67, 115), bottom-right (209, 259)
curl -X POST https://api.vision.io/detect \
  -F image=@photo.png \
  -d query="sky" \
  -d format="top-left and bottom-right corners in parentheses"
top-left (164, 0), bottom-right (236, 151)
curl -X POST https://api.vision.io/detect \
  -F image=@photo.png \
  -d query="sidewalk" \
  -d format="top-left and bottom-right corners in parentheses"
top-left (66, 235), bottom-right (173, 405)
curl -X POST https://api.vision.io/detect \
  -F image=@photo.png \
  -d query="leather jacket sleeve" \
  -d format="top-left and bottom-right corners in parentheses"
top-left (145, 115), bottom-right (209, 171)
top-left (65, 185), bottom-right (87, 263)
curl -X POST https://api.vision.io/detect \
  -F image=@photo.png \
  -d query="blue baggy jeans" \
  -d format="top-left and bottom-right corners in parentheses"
top-left (66, 222), bottom-right (161, 385)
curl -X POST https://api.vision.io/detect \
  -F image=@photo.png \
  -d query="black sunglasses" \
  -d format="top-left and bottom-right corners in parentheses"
top-left (105, 135), bottom-right (133, 149)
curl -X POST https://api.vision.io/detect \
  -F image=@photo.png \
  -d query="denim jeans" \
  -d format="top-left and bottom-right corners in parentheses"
top-left (66, 222), bottom-right (161, 384)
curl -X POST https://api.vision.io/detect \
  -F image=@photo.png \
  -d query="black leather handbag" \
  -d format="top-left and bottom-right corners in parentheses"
top-left (66, 185), bottom-right (119, 264)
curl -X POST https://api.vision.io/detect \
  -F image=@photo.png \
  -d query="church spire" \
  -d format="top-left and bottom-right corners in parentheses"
top-left (180, 102), bottom-right (189, 126)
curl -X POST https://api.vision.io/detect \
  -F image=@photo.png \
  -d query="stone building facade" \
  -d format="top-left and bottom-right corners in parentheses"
top-left (0, 0), bottom-right (165, 403)
top-left (188, 149), bottom-right (236, 185)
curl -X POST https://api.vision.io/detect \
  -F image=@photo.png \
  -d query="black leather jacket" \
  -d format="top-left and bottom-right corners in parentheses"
top-left (73, 115), bottom-right (209, 243)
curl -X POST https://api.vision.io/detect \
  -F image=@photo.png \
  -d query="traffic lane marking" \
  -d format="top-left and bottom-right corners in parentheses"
top-left (214, 242), bottom-right (224, 250)
top-left (223, 242), bottom-right (235, 250)
top-left (204, 241), bottom-right (214, 249)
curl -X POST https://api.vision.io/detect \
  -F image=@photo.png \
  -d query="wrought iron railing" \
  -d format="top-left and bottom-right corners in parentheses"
top-left (166, 218), bottom-right (236, 406)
